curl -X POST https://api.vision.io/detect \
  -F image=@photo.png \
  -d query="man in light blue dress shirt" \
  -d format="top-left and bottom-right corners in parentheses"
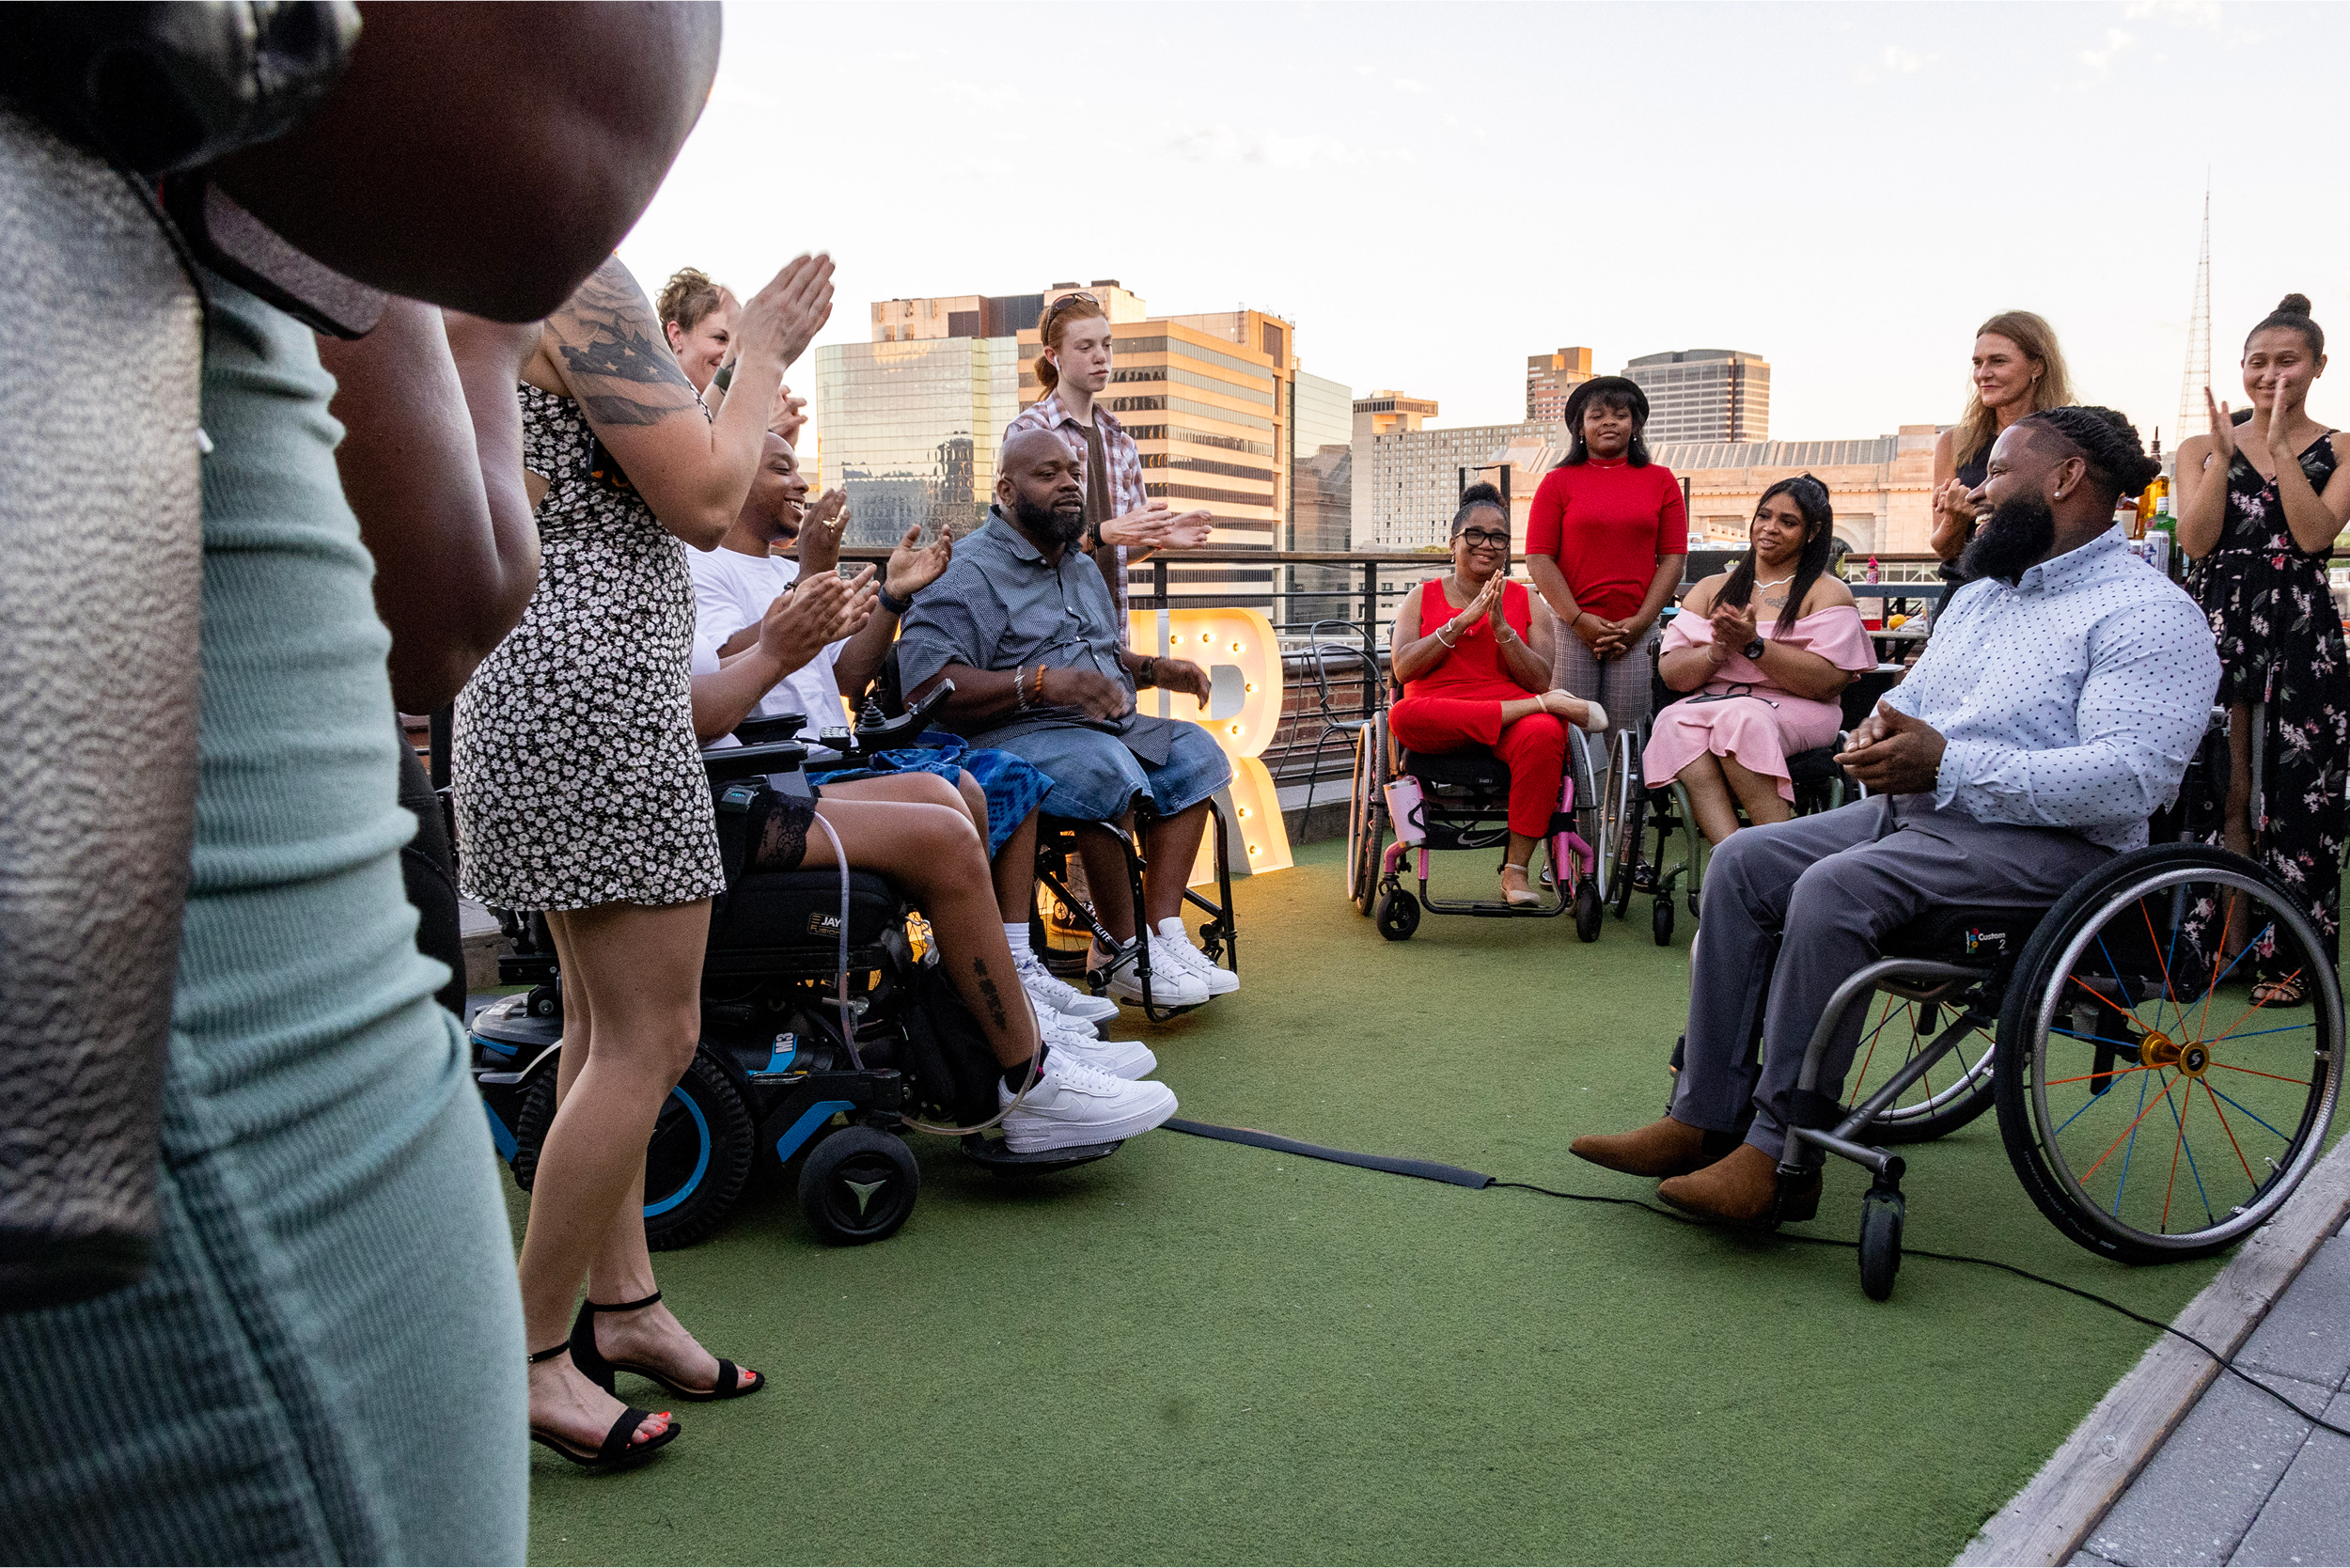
top-left (1574, 408), bottom-right (2221, 1224)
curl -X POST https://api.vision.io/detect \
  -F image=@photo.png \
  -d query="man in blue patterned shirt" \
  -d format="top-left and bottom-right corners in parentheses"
top-left (1574, 408), bottom-right (2220, 1225)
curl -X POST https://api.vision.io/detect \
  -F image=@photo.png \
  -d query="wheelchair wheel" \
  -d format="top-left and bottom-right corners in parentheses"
top-left (798, 1124), bottom-right (920, 1245)
top-left (1841, 991), bottom-right (1997, 1144)
top-left (1995, 844), bottom-right (2342, 1263)
top-left (1374, 886), bottom-right (1419, 941)
top-left (510, 1072), bottom-right (556, 1192)
top-left (1652, 897), bottom-right (1674, 947)
top-left (1612, 795), bottom-right (1647, 919)
top-left (1574, 878), bottom-right (1603, 943)
top-left (1348, 715), bottom-right (1389, 917)
top-left (642, 1052), bottom-right (755, 1252)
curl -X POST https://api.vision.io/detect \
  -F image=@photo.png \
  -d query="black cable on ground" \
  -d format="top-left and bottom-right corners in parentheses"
top-left (1168, 1121), bottom-right (2350, 1442)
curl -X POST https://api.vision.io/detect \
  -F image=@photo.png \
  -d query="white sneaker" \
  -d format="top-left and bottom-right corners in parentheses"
top-left (1093, 937), bottom-right (1211, 1007)
top-left (1013, 945), bottom-right (1120, 1025)
top-left (1033, 1006), bottom-right (1157, 1081)
top-left (999, 1051), bottom-right (1178, 1152)
top-left (1152, 917), bottom-right (1239, 996)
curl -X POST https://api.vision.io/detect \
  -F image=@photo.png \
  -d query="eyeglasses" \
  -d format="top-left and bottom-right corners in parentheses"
top-left (1459, 528), bottom-right (1510, 549)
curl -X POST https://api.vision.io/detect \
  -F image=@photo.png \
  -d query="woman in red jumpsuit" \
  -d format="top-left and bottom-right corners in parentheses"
top-left (1387, 484), bottom-right (1605, 905)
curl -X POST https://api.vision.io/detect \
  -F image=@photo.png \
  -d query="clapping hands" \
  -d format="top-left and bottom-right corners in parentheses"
top-left (884, 524), bottom-right (953, 604)
top-left (758, 567), bottom-right (873, 673)
top-left (795, 489), bottom-right (849, 575)
top-left (1101, 502), bottom-right (1214, 550)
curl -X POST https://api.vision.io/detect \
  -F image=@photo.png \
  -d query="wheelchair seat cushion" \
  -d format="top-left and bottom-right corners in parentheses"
top-left (1400, 745), bottom-right (1509, 792)
top-left (1881, 902), bottom-right (2050, 964)
top-left (710, 869), bottom-right (900, 951)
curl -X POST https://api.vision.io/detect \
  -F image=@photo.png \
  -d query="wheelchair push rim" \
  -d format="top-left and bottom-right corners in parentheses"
top-left (2000, 853), bottom-right (2342, 1262)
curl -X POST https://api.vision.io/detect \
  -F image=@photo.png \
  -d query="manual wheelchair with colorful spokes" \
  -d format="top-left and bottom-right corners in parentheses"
top-left (1768, 716), bottom-right (2341, 1299)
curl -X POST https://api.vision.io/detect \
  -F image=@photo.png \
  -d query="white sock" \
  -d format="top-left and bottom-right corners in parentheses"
top-left (1005, 923), bottom-right (1034, 963)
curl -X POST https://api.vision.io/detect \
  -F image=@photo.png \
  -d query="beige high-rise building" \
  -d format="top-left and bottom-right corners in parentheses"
top-left (1623, 349), bottom-right (1770, 443)
top-left (1527, 347), bottom-right (1594, 422)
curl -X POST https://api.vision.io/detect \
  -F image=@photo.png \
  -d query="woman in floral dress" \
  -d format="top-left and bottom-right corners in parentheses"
top-left (2178, 294), bottom-right (2350, 1002)
top-left (455, 252), bottom-right (833, 1466)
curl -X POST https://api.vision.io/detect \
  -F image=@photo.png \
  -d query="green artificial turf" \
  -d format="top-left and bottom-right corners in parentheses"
top-left (509, 839), bottom-right (2246, 1566)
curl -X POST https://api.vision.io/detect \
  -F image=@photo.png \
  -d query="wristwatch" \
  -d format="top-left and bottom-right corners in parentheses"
top-left (1742, 637), bottom-right (1766, 661)
top-left (877, 584), bottom-right (914, 617)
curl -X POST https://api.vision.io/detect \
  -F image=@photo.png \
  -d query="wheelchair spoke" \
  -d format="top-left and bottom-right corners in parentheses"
top-left (2045, 1062), bottom-right (2156, 1089)
top-left (2109, 1065), bottom-right (2159, 1215)
top-left (2206, 1061), bottom-right (2313, 1088)
top-left (2200, 1086), bottom-right (2261, 1186)
top-left (2202, 1084), bottom-right (2295, 1142)
top-left (2084, 1068), bottom-right (2179, 1185)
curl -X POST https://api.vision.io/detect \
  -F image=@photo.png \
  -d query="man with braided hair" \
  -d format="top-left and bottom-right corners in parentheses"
top-left (1572, 407), bottom-right (2221, 1226)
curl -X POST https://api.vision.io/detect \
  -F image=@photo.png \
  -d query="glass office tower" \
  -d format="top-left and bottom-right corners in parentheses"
top-left (813, 337), bottom-right (1021, 546)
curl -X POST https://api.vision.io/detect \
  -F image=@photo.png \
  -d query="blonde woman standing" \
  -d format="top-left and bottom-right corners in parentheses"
top-left (1929, 310), bottom-right (2076, 580)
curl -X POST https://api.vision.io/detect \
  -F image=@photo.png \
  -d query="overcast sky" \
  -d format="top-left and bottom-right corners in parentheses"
top-left (619, 1), bottom-right (2346, 448)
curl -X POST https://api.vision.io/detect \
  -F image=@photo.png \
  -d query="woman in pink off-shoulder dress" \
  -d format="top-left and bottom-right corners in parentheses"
top-left (1644, 475), bottom-right (1874, 845)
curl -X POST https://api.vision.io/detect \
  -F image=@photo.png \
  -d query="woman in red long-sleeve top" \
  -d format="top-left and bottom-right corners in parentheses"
top-left (1526, 376), bottom-right (1688, 744)
top-left (1388, 485), bottom-right (1603, 906)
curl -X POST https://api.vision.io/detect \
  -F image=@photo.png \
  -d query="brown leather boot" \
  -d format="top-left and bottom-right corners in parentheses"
top-left (1569, 1117), bottom-right (1730, 1178)
top-left (1656, 1143), bottom-right (1820, 1228)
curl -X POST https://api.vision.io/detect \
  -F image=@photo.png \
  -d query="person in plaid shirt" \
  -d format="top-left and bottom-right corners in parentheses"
top-left (1004, 291), bottom-right (1213, 632)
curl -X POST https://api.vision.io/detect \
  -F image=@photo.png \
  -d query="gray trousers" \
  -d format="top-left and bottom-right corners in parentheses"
top-left (1668, 795), bottom-right (2114, 1158)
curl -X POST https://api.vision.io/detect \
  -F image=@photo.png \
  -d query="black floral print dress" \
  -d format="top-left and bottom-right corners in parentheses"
top-left (2186, 431), bottom-right (2348, 963)
top-left (452, 384), bottom-right (726, 910)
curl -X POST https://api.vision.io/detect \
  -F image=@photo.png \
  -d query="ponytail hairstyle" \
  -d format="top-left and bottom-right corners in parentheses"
top-left (1716, 474), bottom-right (1834, 634)
top-left (1953, 310), bottom-right (2075, 473)
top-left (1451, 480), bottom-right (1508, 537)
top-left (1036, 290), bottom-right (1110, 396)
top-left (2246, 292), bottom-right (2325, 358)
top-left (655, 267), bottom-right (729, 336)
top-left (1560, 375), bottom-right (1652, 467)
top-left (2013, 406), bottom-right (2162, 509)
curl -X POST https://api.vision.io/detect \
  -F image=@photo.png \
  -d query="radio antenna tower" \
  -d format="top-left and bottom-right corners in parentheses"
top-left (2175, 175), bottom-right (2213, 447)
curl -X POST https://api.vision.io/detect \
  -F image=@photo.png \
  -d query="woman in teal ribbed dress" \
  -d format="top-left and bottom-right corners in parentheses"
top-left (0, 277), bottom-right (528, 1562)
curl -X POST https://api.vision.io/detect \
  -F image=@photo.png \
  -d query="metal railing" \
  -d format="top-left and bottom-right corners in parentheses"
top-left (836, 545), bottom-right (1950, 808)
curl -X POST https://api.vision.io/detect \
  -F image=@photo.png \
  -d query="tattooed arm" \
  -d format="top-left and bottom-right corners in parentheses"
top-left (526, 254), bottom-right (834, 549)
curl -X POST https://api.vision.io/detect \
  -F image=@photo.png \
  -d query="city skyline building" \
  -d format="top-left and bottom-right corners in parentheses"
top-left (1289, 369), bottom-right (1356, 620)
top-left (1622, 348), bottom-right (1771, 443)
top-left (811, 335), bottom-right (1022, 546)
top-left (1352, 416), bottom-right (1561, 553)
top-left (1526, 346), bottom-right (1594, 422)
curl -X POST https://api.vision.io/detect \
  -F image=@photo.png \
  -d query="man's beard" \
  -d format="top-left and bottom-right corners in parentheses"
top-left (1014, 492), bottom-right (1087, 547)
top-left (1960, 494), bottom-right (2057, 586)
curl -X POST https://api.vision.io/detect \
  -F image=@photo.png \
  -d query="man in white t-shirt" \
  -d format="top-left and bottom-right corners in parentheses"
top-left (689, 434), bottom-right (1127, 1036)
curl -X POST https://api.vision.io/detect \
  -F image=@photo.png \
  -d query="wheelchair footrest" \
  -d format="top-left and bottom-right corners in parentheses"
top-left (960, 1132), bottom-right (1121, 1175)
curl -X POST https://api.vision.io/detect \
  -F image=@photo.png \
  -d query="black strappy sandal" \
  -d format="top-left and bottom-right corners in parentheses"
top-left (570, 1292), bottom-right (766, 1402)
top-left (525, 1343), bottom-right (681, 1469)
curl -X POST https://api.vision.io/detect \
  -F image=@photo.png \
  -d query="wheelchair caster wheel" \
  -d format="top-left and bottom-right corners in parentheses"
top-left (1573, 879), bottom-right (1603, 943)
top-left (1374, 887), bottom-right (1419, 941)
top-left (1858, 1180), bottom-right (1904, 1301)
top-left (526, 983), bottom-right (560, 1019)
top-left (1652, 897), bottom-right (1674, 947)
top-left (799, 1125), bottom-right (919, 1246)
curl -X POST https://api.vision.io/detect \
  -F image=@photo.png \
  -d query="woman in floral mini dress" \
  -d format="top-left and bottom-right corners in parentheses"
top-left (2178, 294), bottom-right (2350, 1003)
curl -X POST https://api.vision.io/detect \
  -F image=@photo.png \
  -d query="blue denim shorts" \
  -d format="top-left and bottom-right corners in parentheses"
top-left (807, 732), bottom-right (1050, 859)
top-left (1003, 721), bottom-right (1231, 822)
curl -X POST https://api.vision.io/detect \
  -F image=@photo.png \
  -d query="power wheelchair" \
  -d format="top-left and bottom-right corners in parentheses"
top-left (472, 685), bottom-right (1125, 1253)
top-left (1726, 712), bottom-right (2342, 1299)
